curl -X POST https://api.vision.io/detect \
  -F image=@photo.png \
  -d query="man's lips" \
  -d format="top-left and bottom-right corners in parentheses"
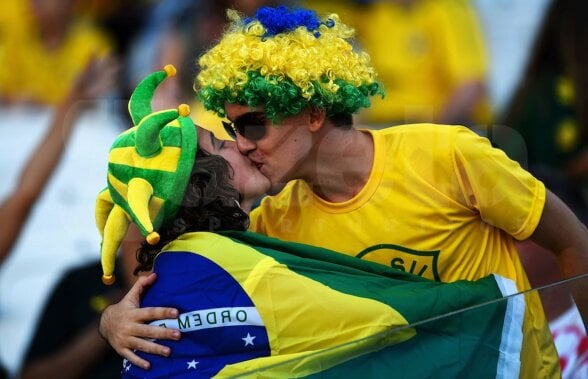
top-left (250, 159), bottom-right (263, 170)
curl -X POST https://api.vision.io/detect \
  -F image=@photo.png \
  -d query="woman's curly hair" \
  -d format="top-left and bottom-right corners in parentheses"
top-left (135, 148), bottom-right (249, 273)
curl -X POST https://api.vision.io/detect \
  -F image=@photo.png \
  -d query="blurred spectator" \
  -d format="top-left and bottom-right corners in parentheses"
top-left (502, 0), bottom-right (588, 208)
top-left (0, 56), bottom-right (117, 376)
top-left (304, 0), bottom-right (492, 127)
top-left (18, 224), bottom-right (143, 379)
top-left (74, 0), bottom-right (151, 58)
top-left (0, 56), bottom-right (118, 265)
top-left (126, 0), bottom-right (291, 109)
top-left (0, 0), bottom-right (114, 106)
top-left (18, 259), bottom-right (126, 379)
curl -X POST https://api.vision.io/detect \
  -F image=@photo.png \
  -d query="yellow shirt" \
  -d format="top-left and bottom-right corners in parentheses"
top-left (0, 18), bottom-right (112, 105)
top-left (354, 0), bottom-right (490, 124)
top-left (250, 124), bottom-right (559, 378)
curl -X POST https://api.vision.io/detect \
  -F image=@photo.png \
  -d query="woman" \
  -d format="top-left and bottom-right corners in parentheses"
top-left (96, 65), bottom-right (271, 369)
top-left (98, 116), bottom-right (273, 371)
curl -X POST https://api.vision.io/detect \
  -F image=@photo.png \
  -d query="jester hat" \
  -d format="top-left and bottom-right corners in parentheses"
top-left (196, 6), bottom-right (384, 123)
top-left (95, 65), bottom-right (197, 285)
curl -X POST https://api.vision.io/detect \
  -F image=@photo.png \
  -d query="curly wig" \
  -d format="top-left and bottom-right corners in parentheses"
top-left (196, 6), bottom-right (384, 122)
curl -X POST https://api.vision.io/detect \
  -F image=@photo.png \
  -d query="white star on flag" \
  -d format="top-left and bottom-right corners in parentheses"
top-left (242, 333), bottom-right (256, 346)
top-left (122, 358), bottom-right (131, 372)
top-left (187, 359), bottom-right (199, 369)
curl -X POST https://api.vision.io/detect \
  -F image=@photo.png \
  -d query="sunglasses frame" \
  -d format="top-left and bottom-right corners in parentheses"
top-left (222, 112), bottom-right (268, 141)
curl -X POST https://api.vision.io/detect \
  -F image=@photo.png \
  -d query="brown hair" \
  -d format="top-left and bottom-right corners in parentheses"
top-left (135, 148), bottom-right (248, 273)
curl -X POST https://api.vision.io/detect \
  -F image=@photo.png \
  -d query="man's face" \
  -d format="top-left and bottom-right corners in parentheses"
top-left (197, 128), bottom-right (270, 201)
top-left (224, 103), bottom-right (315, 194)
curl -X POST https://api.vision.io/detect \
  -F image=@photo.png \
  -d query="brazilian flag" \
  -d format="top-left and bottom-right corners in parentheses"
top-left (122, 231), bottom-right (523, 378)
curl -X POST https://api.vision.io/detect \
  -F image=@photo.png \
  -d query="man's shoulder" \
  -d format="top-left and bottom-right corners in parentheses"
top-left (370, 123), bottom-right (469, 135)
top-left (369, 123), bottom-right (475, 148)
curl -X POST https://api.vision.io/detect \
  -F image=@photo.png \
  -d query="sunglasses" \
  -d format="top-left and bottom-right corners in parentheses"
top-left (222, 112), bottom-right (268, 141)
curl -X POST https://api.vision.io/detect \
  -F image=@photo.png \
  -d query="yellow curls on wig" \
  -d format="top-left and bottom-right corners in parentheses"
top-left (196, 7), bottom-right (383, 122)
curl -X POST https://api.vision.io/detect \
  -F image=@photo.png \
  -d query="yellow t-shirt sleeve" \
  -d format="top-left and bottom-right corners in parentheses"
top-left (452, 127), bottom-right (546, 240)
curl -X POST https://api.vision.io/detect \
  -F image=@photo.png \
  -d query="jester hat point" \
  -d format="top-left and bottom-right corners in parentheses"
top-left (95, 64), bottom-right (197, 285)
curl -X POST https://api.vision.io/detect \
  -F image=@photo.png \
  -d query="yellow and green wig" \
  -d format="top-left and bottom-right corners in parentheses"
top-left (95, 65), bottom-right (197, 285)
top-left (196, 6), bottom-right (384, 122)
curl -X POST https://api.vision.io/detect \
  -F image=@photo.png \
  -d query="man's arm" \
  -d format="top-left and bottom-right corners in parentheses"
top-left (99, 273), bottom-right (180, 369)
top-left (530, 189), bottom-right (588, 330)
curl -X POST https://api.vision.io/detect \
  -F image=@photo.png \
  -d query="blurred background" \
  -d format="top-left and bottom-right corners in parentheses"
top-left (1, 0), bottom-right (587, 378)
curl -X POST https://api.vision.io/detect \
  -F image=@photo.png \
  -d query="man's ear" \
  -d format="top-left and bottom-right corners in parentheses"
top-left (308, 107), bottom-right (326, 132)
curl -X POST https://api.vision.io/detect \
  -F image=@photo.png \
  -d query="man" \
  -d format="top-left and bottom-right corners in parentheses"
top-left (195, 6), bottom-right (588, 378)
top-left (101, 6), bottom-right (588, 378)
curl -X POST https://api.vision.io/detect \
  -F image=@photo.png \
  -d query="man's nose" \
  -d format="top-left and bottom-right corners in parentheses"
top-left (236, 134), bottom-right (256, 154)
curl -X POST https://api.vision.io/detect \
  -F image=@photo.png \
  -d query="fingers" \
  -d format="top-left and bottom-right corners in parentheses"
top-left (134, 323), bottom-right (181, 341)
top-left (136, 272), bottom-right (158, 294)
top-left (101, 301), bottom-right (179, 352)
top-left (100, 276), bottom-right (181, 366)
top-left (133, 306), bottom-right (179, 323)
top-left (120, 347), bottom-right (152, 371)
top-left (125, 273), bottom-right (157, 306)
top-left (127, 335), bottom-right (174, 357)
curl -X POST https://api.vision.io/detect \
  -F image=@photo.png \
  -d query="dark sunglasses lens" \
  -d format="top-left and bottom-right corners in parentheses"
top-left (236, 113), bottom-right (267, 141)
top-left (242, 124), bottom-right (267, 140)
top-left (221, 121), bottom-right (237, 139)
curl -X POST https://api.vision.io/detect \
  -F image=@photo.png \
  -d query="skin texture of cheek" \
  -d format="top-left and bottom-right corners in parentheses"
top-left (266, 130), bottom-right (314, 189)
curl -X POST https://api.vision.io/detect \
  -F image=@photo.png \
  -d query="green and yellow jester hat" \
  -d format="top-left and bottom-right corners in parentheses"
top-left (196, 6), bottom-right (384, 123)
top-left (95, 64), bottom-right (197, 285)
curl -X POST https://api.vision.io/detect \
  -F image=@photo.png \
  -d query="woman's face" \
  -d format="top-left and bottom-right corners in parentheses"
top-left (198, 128), bottom-right (270, 203)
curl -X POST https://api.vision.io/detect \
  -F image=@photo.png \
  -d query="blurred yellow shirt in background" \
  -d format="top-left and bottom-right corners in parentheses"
top-left (0, 0), bottom-right (112, 105)
top-left (304, 0), bottom-right (492, 126)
